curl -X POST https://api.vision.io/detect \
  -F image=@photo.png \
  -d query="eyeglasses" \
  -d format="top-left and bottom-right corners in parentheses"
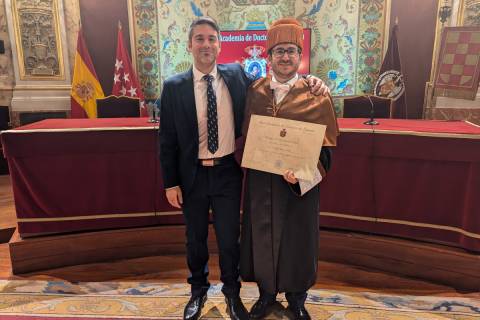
top-left (272, 47), bottom-right (300, 58)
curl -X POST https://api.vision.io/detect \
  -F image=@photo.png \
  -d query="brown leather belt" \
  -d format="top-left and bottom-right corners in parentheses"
top-left (199, 153), bottom-right (234, 167)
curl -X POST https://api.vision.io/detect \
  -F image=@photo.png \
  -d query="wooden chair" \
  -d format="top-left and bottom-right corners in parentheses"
top-left (96, 96), bottom-right (140, 118)
top-left (343, 95), bottom-right (392, 118)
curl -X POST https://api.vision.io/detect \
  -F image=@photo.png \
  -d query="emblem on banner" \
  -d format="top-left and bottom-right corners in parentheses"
top-left (374, 70), bottom-right (405, 101)
top-left (244, 45), bottom-right (267, 80)
top-left (74, 81), bottom-right (94, 103)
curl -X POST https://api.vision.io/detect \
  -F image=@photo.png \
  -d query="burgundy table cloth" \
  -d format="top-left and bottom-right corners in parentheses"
top-left (1, 118), bottom-right (182, 237)
top-left (321, 119), bottom-right (480, 252)
top-left (2, 118), bottom-right (480, 252)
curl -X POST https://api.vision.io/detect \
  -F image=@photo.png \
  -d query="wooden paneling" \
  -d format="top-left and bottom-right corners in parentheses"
top-left (319, 229), bottom-right (480, 291)
top-left (0, 228), bottom-right (14, 244)
top-left (0, 175), bottom-right (15, 231)
top-left (8, 225), bottom-right (480, 291)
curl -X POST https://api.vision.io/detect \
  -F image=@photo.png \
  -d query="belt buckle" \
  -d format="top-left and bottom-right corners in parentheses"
top-left (202, 159), bottom-right (214, 167)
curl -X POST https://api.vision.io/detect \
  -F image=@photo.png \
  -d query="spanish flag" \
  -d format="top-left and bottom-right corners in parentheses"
top-left (70, 28), bottom-right (104, 118)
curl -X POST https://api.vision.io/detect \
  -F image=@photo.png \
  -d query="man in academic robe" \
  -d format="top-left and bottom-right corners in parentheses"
top-left (239, 18), bottom-right (339, 320)
top-left (159, 17), bottom-right (330, 320)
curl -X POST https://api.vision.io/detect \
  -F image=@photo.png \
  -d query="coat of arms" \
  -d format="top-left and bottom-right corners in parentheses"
top-left (244, 45), bottom-right (267, 80)
top-left (374, 70), bottom-right (405, 101)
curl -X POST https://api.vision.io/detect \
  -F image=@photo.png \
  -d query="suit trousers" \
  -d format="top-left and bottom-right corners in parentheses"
top-left (258, 286), bottom-right (307, 306)
top-left (182, 156), bottom-right (243, 298)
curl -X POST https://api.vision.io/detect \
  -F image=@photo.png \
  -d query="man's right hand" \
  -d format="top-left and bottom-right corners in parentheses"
top-left (165, 186), bottom-right (183, 209)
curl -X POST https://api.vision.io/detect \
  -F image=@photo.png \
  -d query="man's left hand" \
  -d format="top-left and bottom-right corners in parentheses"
top-left (283, 170), bottom-right (298, 184)
top-left (307, 76), bottom-right (330, 96)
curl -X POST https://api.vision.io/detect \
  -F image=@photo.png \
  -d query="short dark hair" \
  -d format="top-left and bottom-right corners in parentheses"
top-left (188, 17), bottom-right (221, 42)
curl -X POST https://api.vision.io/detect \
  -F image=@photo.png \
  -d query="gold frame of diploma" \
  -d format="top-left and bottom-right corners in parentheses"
top-left (242, 115), bottom-right (326, 181)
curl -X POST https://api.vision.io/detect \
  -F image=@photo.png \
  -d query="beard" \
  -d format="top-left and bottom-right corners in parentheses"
top-left (272, 61), bottom-right (299, 80)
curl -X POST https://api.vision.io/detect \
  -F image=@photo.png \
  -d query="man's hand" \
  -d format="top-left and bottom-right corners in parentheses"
top-left (283, 170), bottom-right (298, 184)
top-left (165, 186), bottom-right (183, 209)
top-left (307, 75), bottom-right (330, 96)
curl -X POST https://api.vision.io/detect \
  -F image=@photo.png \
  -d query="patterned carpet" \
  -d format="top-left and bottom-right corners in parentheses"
top-left (0, 280), bottom-right (479, 319)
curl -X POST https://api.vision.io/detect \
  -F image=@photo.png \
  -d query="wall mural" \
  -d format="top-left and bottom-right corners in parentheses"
top-left (131, 0), bottom-right (161, 101)
top-left (130, 0), bottom-right (387, 114)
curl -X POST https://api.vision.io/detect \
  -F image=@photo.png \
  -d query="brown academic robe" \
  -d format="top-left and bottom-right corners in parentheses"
top-left (240, 76), bottom-right (339, 295)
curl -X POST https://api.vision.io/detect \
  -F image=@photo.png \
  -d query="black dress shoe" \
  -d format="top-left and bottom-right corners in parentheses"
top-left (249, 298), bottom-right (275, 319)
top-left (183, 293), bottom-right (207, 320)
top-left (287, 304), bottom-right (311, 320)
top-left (225, 296), bottom-right (249, 320)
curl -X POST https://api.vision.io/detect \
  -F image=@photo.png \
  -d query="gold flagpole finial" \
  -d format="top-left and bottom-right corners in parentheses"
top-left (395, 16), bottom-right (399, 25)
top-left (118, 20), bottom-right (122, 30)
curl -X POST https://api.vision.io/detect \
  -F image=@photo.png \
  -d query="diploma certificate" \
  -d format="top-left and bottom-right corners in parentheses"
top-left (241, 115), bottom-right (326, 181)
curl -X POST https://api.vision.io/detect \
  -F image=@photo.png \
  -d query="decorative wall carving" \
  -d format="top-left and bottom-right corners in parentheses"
top-left (0, 0), bottom-right (15, 107)
top-left (12, 0), bottom-right (64, 79)
top-left (5, 0), bottom-right (72, 124)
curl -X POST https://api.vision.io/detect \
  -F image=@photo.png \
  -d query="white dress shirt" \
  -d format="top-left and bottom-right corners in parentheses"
top-left (270, 73), bottom-right (299, 104)
top-left (192, 65), bottom-right (235, 159)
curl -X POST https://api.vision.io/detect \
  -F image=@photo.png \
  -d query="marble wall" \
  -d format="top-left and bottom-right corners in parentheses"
top-left (63, 0), bottom-right (81, 78)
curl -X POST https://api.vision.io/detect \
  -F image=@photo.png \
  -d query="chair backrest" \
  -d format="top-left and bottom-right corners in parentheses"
top-left (96, 96), bottom-right (140, 118)
top-left (343, 95), bottom-right (392, 118)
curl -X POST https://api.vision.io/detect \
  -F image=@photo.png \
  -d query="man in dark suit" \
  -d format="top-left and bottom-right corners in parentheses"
top-left (159, 17), bottom-right (328, 320)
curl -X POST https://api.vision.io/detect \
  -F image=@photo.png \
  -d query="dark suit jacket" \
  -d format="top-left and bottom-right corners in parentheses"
top-left (159, 63), bottom-right (255, 195)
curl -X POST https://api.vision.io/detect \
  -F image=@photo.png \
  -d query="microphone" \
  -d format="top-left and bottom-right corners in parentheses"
top-left (363, 94), bottom-right (379, 126)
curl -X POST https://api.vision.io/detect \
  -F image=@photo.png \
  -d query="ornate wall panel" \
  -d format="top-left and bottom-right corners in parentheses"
top-left (356, 0), bottom-right (388, 93)
top-left (459, 0), bottom-right (480, 26)
top-left (0, 0), bottom-right (15, 106)
top-left (425, 0), bottom-right (480, 123)
top-left (131, 0), bottom-right (387, 105)
top-left (5, 0), bottom-right (72, 126)
top-left (129, 0), bottom-right (161, 101)
top-left (10, 0), bottom-right (65, 80)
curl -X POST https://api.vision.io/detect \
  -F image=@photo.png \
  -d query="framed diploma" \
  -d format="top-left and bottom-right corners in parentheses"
top-left (241, 115), bottom-right (326, 181)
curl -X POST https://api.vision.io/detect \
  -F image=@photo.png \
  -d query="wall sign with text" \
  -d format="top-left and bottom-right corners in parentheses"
top-left (217, 29), bottom-right (311, 79)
